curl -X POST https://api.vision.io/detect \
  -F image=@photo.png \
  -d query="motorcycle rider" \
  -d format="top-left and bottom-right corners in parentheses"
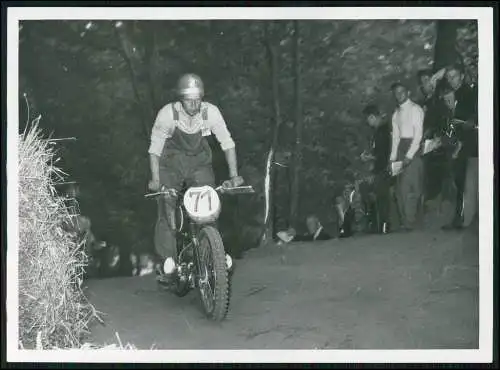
top-left (148, 73), bottom-right (244, 285)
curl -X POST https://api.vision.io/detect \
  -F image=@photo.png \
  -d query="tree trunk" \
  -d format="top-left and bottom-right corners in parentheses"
top-left (431, 20), bottom-right (462, 206)
top-left (113, 23), bottom-right (150, 139)
top-left (144, 22), bottom-right (159, 115)
top-left (289, 20), bottom-right (303, 229)
top-left (261, 22), bottom-right (283, 245)
top-left (19, 24), bottom-right (44, 131)
top-left (433, 20), bottom-right (460, 72)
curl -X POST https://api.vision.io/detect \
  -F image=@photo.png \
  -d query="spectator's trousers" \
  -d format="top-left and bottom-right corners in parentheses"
top-left (423, 147), bottom-right (447, 201)
top-left (449, 155), bottom-right (478, 227)
top-left (463, 157), bottom-right (479, 226)
top-left (395, 139), bottom-right (424, 229)
top-left (373, 170), bottom-right (391, 229)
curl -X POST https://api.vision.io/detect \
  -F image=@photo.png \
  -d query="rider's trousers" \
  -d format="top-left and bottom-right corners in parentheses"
top-left (154, 149), bottom-right (215, 262)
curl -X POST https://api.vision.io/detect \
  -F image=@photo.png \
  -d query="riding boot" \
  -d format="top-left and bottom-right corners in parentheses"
top-left (156, 257), bottom-right (177, 287)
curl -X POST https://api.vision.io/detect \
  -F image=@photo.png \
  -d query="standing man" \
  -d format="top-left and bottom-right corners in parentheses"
top-left (361, 104), bottom-right (392, 234)
top-left (417, 68), bottom-right (448, 203)
top-left (441, 64), bottom-right (478, 230)
top-left (389, 82), bottom-right (425, 232)
top-left (148, 73), bottom-right (244, 285)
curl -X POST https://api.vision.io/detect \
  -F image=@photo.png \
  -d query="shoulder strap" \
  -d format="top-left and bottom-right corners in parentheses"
top-left (201, 105), bottom-right (208, 121)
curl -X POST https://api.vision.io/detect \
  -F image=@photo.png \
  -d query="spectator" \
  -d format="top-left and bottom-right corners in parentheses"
top-left (276, 215), bottom-right (331, 244)
top-left (389, 82), bottom-right (425, 232)
top-left (417, 68), bottom-right (447, 133)
top-left (441, 64), bottom-right (478, 230)
top-left (295, 215), bottom-right (332, 241)
top-left (361, 104), bottom-right (393, 234)
top-left (436, 87), bottom-right (461, 203)
top-left (440, 87), bottom-right (462, 158)
top-left (417, 68), bottom-right (449, 204)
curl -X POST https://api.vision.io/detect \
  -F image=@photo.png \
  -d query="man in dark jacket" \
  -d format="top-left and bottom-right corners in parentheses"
top-left (361, 104), bottom-right (393, 234)
top-left (441, 64), bottom-right (478, 230)
top-left (417, 69), bottom-right (449, 203)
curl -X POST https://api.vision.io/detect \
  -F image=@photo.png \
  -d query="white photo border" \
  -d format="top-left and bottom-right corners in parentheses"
top-left (6, 6), bottom-right (495, 364)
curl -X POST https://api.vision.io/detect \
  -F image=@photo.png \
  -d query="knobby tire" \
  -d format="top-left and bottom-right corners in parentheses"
top-left (197, 225), bottom-right (230, 322)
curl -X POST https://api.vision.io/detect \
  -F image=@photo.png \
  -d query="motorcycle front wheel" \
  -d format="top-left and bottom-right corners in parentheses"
top-left (196, 225), bottom-right (230, 322)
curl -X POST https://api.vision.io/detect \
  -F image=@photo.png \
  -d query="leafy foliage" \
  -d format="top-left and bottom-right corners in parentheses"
top-left (19, 20), bottom-right (478, 258)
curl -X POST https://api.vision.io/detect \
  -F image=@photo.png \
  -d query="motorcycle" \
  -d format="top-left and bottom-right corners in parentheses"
top-left (145, 182), bottom-right (255, 322)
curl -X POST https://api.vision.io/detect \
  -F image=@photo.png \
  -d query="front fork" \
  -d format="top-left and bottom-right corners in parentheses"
top-left (189, 223), bottom-right (233, 292)
top-left (190, 223), bottom-right (206, 290)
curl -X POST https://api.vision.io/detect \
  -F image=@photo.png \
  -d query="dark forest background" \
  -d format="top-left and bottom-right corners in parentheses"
top-left (18, 19), bottom-right (478, 267)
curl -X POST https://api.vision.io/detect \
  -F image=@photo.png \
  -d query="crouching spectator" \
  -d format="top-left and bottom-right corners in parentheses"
top-left (335, 194), bottom-right (355, 238)
top-left (276, 215), bottom-right (331, 244)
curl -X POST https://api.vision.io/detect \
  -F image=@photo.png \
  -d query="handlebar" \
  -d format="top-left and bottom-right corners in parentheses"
top-left (144, 185), bottom-right (255, 198)
top-left (144, 189), bottom-right (179, 198)
top-left (215, 185), bottom-right (255, 194)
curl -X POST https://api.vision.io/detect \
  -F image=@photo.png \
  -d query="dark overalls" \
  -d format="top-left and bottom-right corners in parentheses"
top-left (154, 105), bottom-right (215, 262)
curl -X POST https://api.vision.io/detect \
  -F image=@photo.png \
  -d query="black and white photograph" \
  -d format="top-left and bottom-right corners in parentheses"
top-left (5, 5), bottom-right (495, 365)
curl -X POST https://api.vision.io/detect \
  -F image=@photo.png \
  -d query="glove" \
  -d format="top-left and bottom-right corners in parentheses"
top-left (222, 175), bottom-right (244, 189)
top-left (148, 178), bottom-right (160, 192)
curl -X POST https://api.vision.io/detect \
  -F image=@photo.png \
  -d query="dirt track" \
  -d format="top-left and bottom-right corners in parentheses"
top-left (85, 221), bottom-right (479, 350)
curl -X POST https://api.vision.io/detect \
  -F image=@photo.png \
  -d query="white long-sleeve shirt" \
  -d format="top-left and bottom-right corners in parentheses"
top-left (390, 99), bottom-right (424, 161)
top-left (148, 101), bottom-right (236, 157)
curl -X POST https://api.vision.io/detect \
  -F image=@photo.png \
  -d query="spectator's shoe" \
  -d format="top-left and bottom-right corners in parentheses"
top-left (155, 257), bottom-right (177, 288)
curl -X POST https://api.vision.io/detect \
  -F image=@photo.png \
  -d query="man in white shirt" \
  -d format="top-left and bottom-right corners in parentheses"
top-left (389, 82), bottom-right (425, 231)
